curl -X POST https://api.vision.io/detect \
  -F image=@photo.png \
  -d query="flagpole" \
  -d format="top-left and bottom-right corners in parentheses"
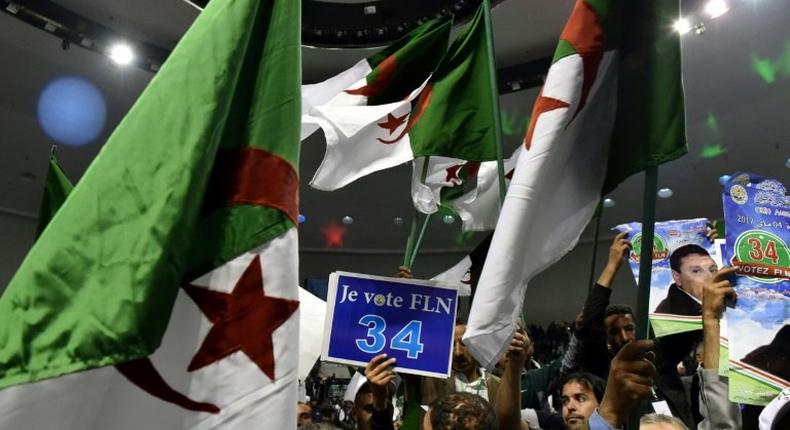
top-left (481, 0), bottom-right (507, 206)
top-left (587, 202), bottom-right (603, 292)
top-left (636, 166), bottom-right (658, 340)
top-left (408, 214), bottom-right (432, 269)
top-left (402, 157), bottom-right (433, 270)
top-left (402, 216), bottom-right (418, 268)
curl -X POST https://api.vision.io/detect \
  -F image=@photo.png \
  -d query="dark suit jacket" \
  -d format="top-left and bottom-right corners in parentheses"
top-left (654, 284), bottom-right (702, 316)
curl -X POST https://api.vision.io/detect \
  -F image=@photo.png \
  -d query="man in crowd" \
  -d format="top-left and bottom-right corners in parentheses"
top-left (422, 323), bottom-right (500, 405)
top-left (559, 372), bottom-right (606, 430)
top-left (352, 353), bottom-right (397, 430)
top-left (422, 392), bottom-right (497, 430)
top-left (298, 402), bottom-right (314, 428)
top-left (654, 245), bottom-right (717, 315)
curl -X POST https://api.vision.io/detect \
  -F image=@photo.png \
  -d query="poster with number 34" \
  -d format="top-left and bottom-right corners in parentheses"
top-left (321, 272), bottom-right (459, 378)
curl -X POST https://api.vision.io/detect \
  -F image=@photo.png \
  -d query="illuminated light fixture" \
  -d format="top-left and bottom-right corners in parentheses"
top-left (44, 22), bottom-right (57, 32)
top-left (6, 2), bottom-right (21, 14)
top-left (657, 188), bottom-right (674, 199)
top-left (674, 17), bottom-right (692, 35)
top-left (442, 215), bottom-right (455, 224)
top-left (785, 158), bottom-right (790, 169)
top-left (704, 0), bottom-right (730, 19)
top-left (297, 214), bottom-right (306, 224)
top-left (108, 43), bottom-right (134, 65)
top-left (603, 198), bottom-right (616, 208)
top-left (719, 175), bottom-right (732, 185)
top-left (363, 5), bottom-right (376, 15)
top-left (341, 215), bottom-right (354, 225)
top-left (79, 38), bottom-right (94, 48)
top-left (393, 216), bottom-right (404, 226)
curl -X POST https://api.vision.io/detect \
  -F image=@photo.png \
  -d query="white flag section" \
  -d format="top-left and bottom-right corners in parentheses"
top-left (411, 156), bottom-right (470, 214)
top-left (301, 59), bottom-right (372, 140)
top-left (463, 51), bottom-right (619, 369)
top-left (431, 256), bottom-right (473, 297)
top-left (454, 149), bottom-right (519, 232)
top-left (307, 80), bottom-right (428, 191)
top-left (411, 148), bottom-right (520, 232)
top-left (297, 287), bottom-right (327, 380)
top-left (0, 229), bottom-right (300, 430)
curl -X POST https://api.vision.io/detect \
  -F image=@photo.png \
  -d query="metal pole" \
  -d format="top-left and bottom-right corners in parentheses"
top-left (636, 166), bottom-right (658, 340)
top-left (587, 203), bottom-right (603, 292)
top-left (408, 214), bottom-right (433, 269)
top-left (481, 0), bottom-right (507, 206)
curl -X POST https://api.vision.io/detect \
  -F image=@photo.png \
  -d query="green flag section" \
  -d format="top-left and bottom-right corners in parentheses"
top-left (463, 0), bottom-right (688, 369)
top-left (600, 1), bottom-right (687, 194)
top-left (408, 4), bottom-right (498, 161)
top-left (35, 153), bottom-right (74, 238)
top-left (0, 0), bottom-right (300, 389)
top-left (347, 16), bottom-right (452, 105)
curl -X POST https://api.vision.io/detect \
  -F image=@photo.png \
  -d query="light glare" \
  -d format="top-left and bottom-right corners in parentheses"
top-left (674, 18), bottom-right (692, 35)
top-left (109, 43), bottom-right (134, 65)
top-left (704, 0), bottom-right (730, 19)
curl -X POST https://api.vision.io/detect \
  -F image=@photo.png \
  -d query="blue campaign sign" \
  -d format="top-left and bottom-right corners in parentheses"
top-left (321, 271), bottom-right (458, 378)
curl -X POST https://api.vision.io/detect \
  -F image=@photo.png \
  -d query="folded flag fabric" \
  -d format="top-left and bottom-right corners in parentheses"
top-left (463, 0), bottom-right (688, 368)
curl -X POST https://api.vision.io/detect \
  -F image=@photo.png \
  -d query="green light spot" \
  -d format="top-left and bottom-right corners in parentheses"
top-left (699, 144), bottom-right (727, 159)
top-left (752, 55), bottom-right (776, 84)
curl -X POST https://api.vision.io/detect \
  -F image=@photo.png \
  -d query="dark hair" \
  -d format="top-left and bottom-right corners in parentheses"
top-left (558, 372), bottom-right (606, 403)
top-left (429, 393), bottom-right (497, 430)
top-left (669, 244), bottom-right (711, 272)
top-left (605, 304), bottom-right (634, 319)
top-left (354, 382), bottom-right (372, 405)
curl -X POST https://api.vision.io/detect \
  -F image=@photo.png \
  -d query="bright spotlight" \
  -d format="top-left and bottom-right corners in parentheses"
top-left (704, 0), bottom-right (730, 19)
top-left (674, 18), bottom-right (692, 35)
top-left (108, 43), bottom-right (134, 65)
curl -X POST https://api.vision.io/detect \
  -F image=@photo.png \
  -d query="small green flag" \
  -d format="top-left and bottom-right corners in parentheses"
top-left (35, 153), bottom-right (74, 237)
top-left (408, 4), bottom-right (498, 161)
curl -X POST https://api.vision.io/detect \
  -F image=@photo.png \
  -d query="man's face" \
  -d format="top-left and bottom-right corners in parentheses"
top-left (353, 392), bottom-right (375, 430)
top-left (296, 403), bottom-right (313, 427)
top-left (672, 254), bottom-right (717, 299)
top-left (561, 381), bottom-right (599, 430)
top-left (452, 325), bottom-right (478, 375)
top-left (604, 313), bottom-right (635, 353)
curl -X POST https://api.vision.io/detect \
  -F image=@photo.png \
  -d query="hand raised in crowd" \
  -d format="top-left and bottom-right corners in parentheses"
top-left (597, 232), bottom-right (632, 288)
top-left (598, 340), bottom-right (657, 428)
top-left (396, 266), bottom-right (412, 279)
top-left (706, 221), bottom-right (720, 242)
top-left (365, 354), bottom-right (397, 411)
top-left (506, 328), bottom-right (533, 369)
top-left (702, 266), bottom-right (737, 321)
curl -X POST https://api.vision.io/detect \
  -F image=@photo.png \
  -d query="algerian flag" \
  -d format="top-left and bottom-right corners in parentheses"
top-left (0, 1), bottom-right (302, 429)
top-left (463, 0), bottom-right (688, 368)
top-left (303, 17), bottom-right (451, 189)
top-left (35, 152), bottom-right (74, 237)
top-left (310, 3), bottom-right (499, 191)
top-left (411, 147), bottom-right (520, 232)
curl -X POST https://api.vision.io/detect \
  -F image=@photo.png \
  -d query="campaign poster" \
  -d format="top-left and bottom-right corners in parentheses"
top-left (321, 272), bottom-right (458, 378)
top-left (614, 218), bottom-right (717, 337)
top-left (723, 173), bottom-right (790, 405)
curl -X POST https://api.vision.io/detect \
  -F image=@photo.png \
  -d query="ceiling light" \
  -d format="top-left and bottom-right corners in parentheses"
top-left (719, 175), bottom-right (731, 185)
top-left (704, 0), bottom-right (730, 19)
top-left (298, 214), bottom-right (306, 224)
top-left (363, 5), bottom-right (376, 15)
top-left (6, 3), bottom-right (20, 14)
top-left (674, 18), bottom-right (692, 35)
top-left (442, 215), bottom-right (455, 225)
top-left (785, 158), bottom-right (790, 168)
top-left (108, 43), bottom-right (134, 65)
top-left (657, 188), bottom-right (674, 199)
top-left (393, 217), bottom-right (404, 226)
top-left (603, 198), bottom-right (616, 208)
top-left (341, 215), bottom-right (354, 225)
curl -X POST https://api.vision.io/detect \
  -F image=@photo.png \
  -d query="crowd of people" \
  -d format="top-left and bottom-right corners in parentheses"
top-left (296, 231), bottom-right (790, 430)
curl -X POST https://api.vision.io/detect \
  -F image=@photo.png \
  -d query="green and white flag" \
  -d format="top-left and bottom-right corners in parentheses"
top-left (303, 17), bottom-right (451, 190)
top-left (0, 0), bottom-right (302, 428)
top-left (464, 0), bottom-right (688, 368)
top-left (35, 152), bottom-right (74, 237)
top-left (309, 4), bottom-right (499, 191)
top-left (411, 147), bottom-right (519, 232)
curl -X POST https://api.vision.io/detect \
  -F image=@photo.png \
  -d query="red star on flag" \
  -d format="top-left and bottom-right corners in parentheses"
top-left (523, 94), bottom-right (570, 150)
top-left (183, 255), bottom-right (299, 381)
top-left (377, 112), bottom-right (409, 136)
top-left (445, 164), bottom-right (463, 184)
